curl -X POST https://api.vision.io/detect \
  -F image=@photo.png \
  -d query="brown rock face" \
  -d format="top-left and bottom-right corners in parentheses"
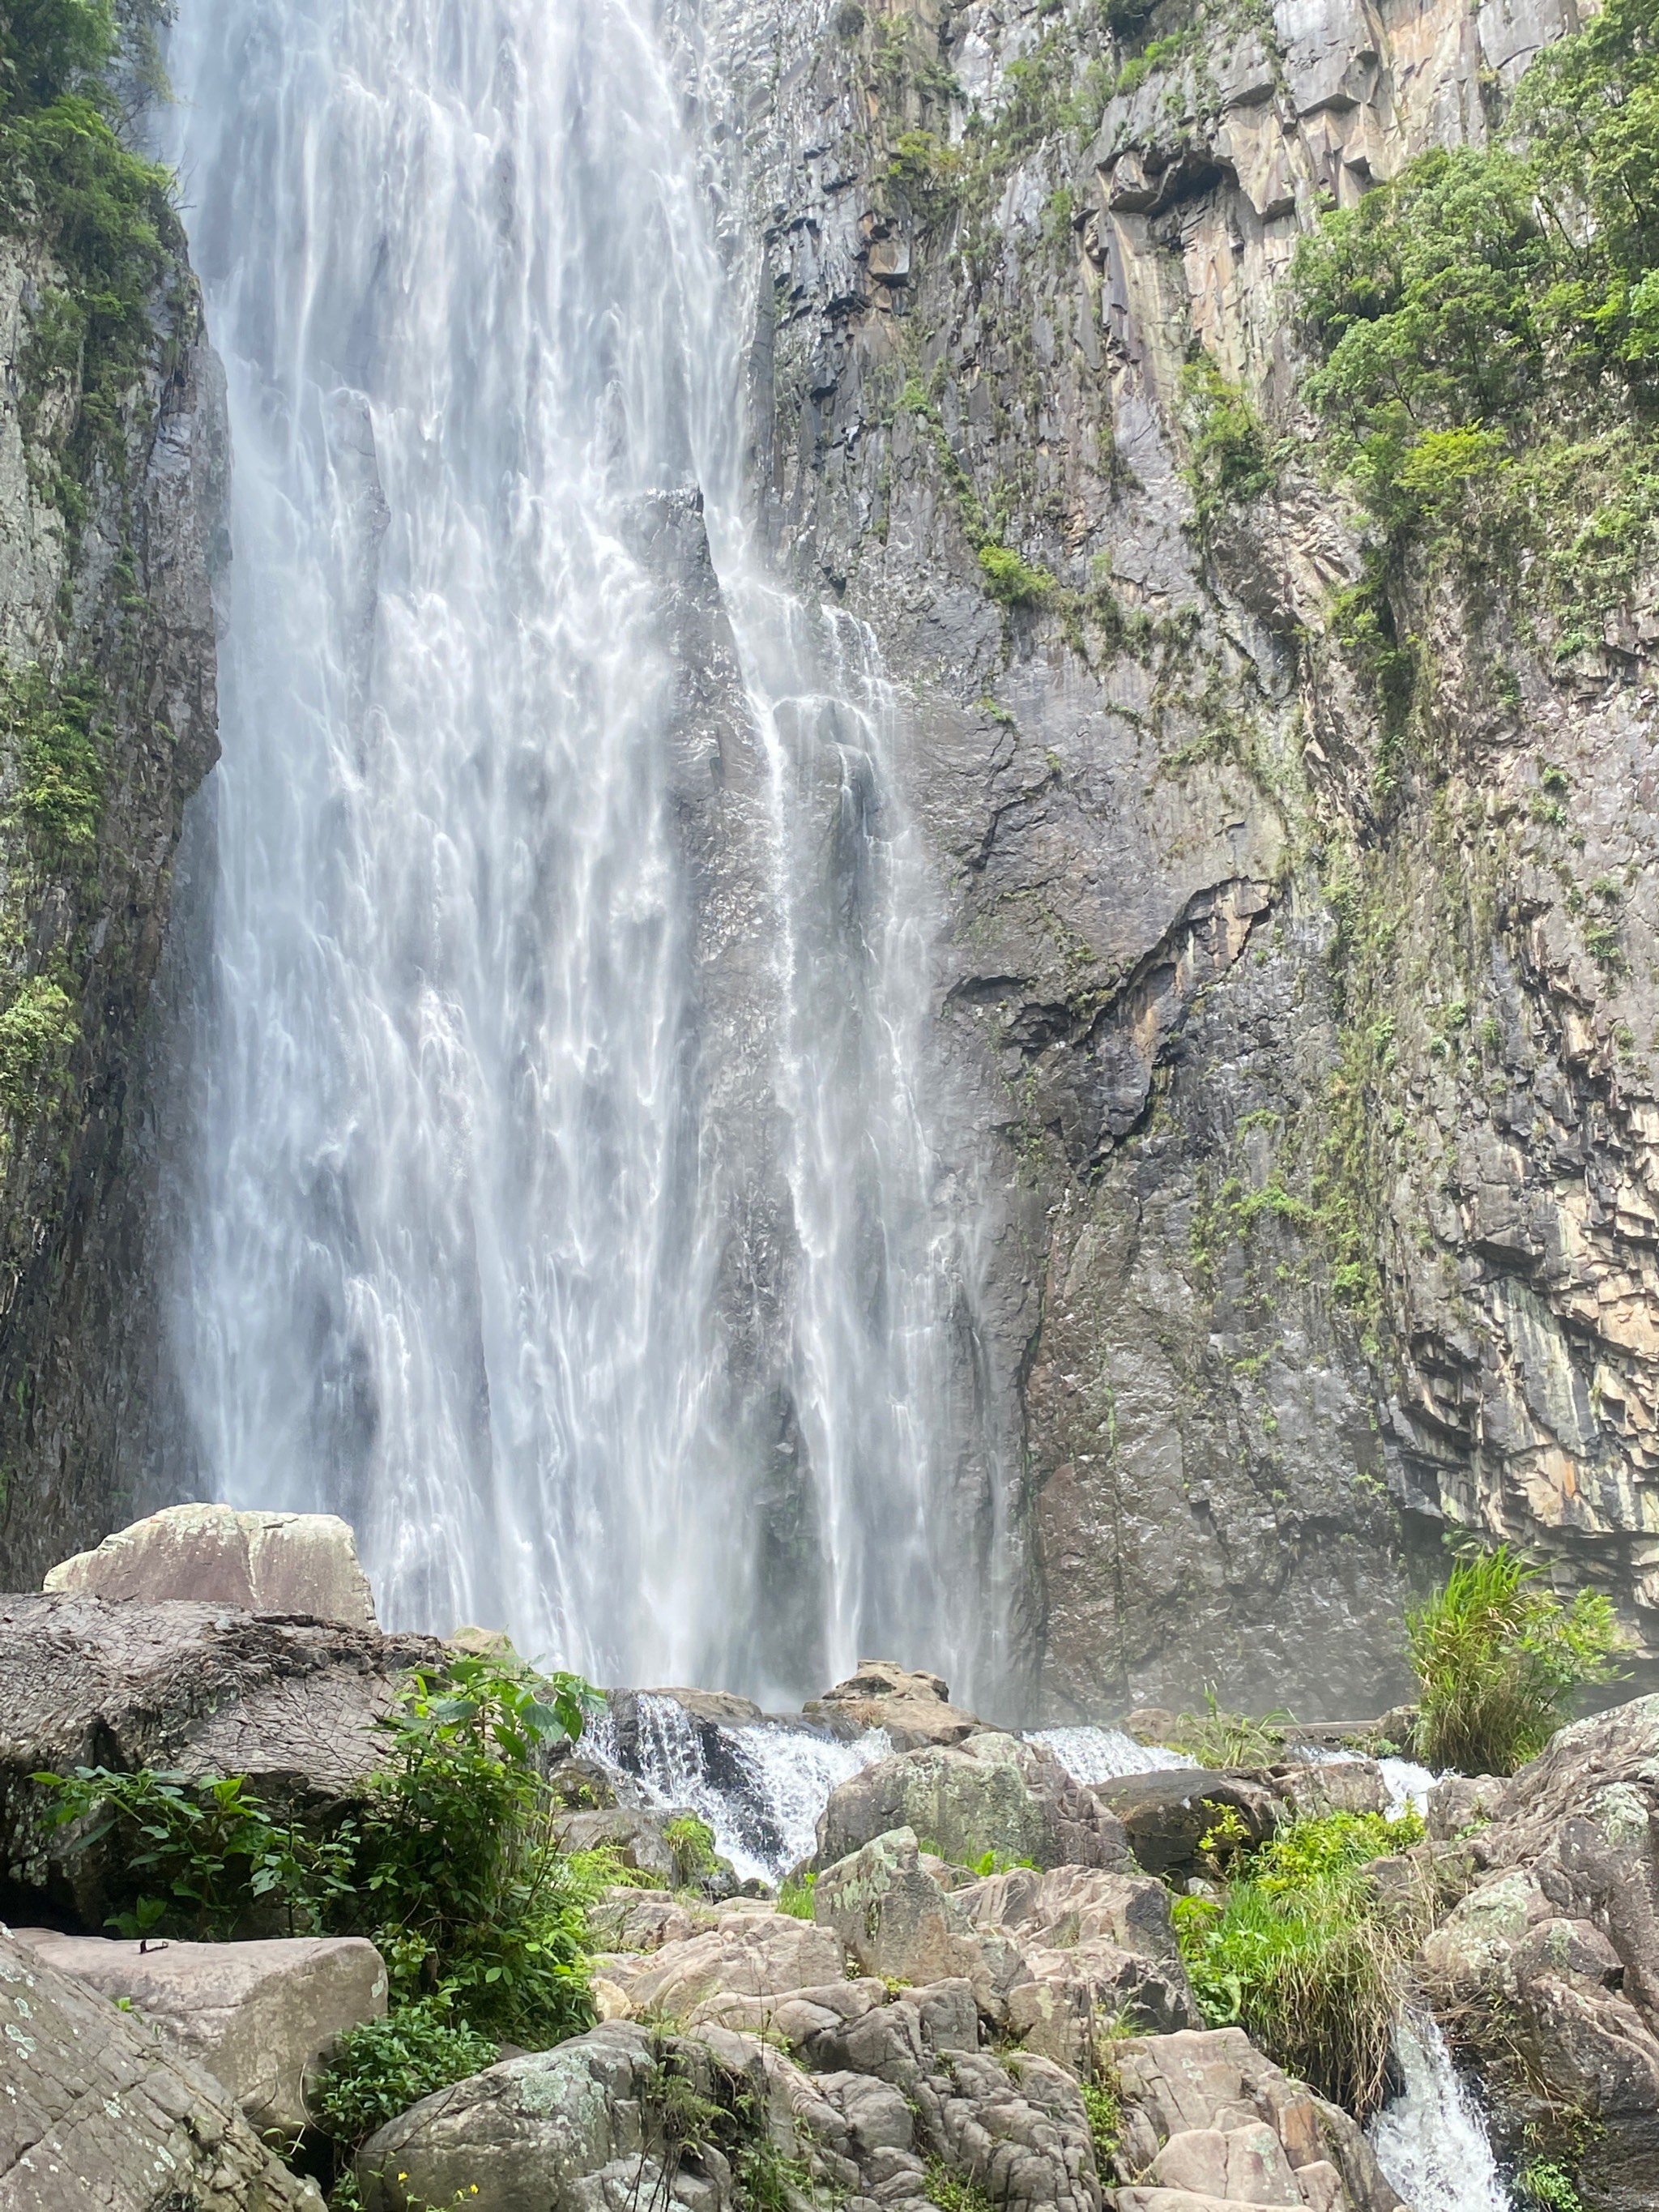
top-left (42, 1503), bottom-right (379, 1629)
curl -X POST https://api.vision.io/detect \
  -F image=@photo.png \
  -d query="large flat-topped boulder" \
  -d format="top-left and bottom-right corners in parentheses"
top-left (804, 1659), bottom-right (983, 1749)
top-left (0, 1591), bottom-right (444, 1920)
top-left (0, 1929), bottom-right (325, 2211)
top-left (44, 1502), bottom-right (378, 1629)
top-left (10, 1928), bottom-right (386, 2133)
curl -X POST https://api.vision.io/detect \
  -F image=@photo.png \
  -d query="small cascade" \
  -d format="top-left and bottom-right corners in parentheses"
top-left (1286, 1741), bottom-right (1439, 1820)
top-left (1030, 1726), bottom-right (1196, 1782)
top-left (594, 1693), bottom-right (889, 1884)
top-left (1370, 2013), bottom-right (1512, 2212)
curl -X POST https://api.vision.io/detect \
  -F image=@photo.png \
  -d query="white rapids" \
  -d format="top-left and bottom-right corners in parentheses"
top-left (156, 0), bottom-right (1010, 1706)
top-left (1030, 1725), bottom-right (1196, 1783)
top-left (1370, 2013), bottom-right (1512, 2212)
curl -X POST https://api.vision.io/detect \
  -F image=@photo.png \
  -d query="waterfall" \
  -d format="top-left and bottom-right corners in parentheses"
top-left (1030, 1726), bottom-right (1196, 1783)
top-left (1370, 2014), bottom-right (1512, 2212)
top-left (156, 0), bottom-right (1006, 1706)
top-left (591, 1695), bottom-right (891, 1883)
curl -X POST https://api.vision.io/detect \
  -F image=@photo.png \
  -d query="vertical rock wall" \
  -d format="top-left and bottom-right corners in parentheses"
top-left (0, 186), bottom-right (225, 1588)
top-left (689, 0), bottom-right (1659, 1714)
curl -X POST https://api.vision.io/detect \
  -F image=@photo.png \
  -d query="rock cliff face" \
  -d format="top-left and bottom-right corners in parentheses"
top-left (0, 121), bottom-right (225, 1589)
top-left (685, 0), bottom-right (1659, 1715)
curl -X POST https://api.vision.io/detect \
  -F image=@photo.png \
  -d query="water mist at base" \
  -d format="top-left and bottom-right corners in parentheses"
top-left (158, 0), bottom-right (1009, 1707)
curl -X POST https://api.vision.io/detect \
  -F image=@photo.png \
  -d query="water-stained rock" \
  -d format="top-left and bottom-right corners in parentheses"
top-left (43, 1504), bottom-right (379, 1629)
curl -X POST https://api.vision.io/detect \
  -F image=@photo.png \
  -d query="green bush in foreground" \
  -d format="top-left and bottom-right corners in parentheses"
top-left (313, 2002), bottom-right (497, 2152)
top-left (1409, 1544), bottom-right (1630, 1776)
top-left (1174, 1808), bottom-right (1425, 2115)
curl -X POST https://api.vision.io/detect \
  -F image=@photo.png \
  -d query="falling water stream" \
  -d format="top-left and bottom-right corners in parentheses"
top-left (158, 0), bottom-right (1004, 1706)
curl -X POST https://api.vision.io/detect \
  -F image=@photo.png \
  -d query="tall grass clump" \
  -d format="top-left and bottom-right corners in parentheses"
top-left (1408, 1544), bottom-right (1630, 1775)
top-left (1174, 1808), bottom-right (1426, 2115)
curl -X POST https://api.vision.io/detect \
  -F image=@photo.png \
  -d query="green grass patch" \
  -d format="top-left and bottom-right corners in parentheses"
top-left (1174, 1807), bottom-right (1427, 2115)
top-left (1408, 1542), bottom-right (1631, 1774)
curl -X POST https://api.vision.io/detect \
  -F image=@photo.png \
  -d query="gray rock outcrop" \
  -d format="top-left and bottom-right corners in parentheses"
top-left (0, 1928), bottom-right (324, 2211)
top-left (43, 1505), bottom-right (379, 1629)
top-left (8, 1928), bottom-right (386, 2134)
top-left (0, 1592), bottom-right (442, 1920)
top-left (816, 1732), bottom-right (1130, 1870)
top-left (1418, 1694), bottom-right (1659, 2205)
top-left (805, 1661), bottom-right (986, 1748)
top-left (1107, 2026), bottom-right (1404, 2212)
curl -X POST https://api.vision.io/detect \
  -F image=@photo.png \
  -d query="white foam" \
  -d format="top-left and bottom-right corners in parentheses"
top-left (1370, 2013), bottom-right (1511, 2212)
top-left (1030, 1725), bottom-right (1196, 1784)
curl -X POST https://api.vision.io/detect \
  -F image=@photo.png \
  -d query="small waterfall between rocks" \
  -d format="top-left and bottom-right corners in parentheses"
top-left (1370, 2014), bottom-right (1512, 2212)
top-left (591, 1694), bottom-right (890, 1883)
top-left (156, 0), bottom-right (1009, 1706)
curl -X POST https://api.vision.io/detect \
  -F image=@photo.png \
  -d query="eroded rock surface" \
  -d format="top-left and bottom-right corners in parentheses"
top-left (9, 1927), bottom-right (386, 2134)
top-left (43, 1504), bottom-right (379, 1629)
top-left (0, 1593), bottom-right (442, 1920)
top-left (806, 1660), bottom-right (986, 1748)
top-left (816, 1732), bottom-right (1130, 1869)
top-left (0, 1928), bottom-right (323, 2211)
top-left (1419, 1695), bottom-right (1659, 2204)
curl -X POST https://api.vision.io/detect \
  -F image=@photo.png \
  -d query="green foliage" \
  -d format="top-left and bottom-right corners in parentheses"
top-left (0, 976), bottom-right (78, 1116)
top-left (978, 541), bottom-right (1056, 607)
top-left (776, 1868), bottom-right (818, 1920)
top-left (662, 1814), bottom-right (720, 1884)
top-left (312, 2002), bottom-right (497, 2153)
top-left (1292, 0), bottom-right (1659, 626)
top-left (1518, 2159), bottom-right (1585, 2212)
top-left (1179, 356), bottom-right (1277, 533)
top-left (1166, 1689), bottom-right (1290, 1769)
top-left (923, 2160), bottom-right (996, 2212)
top-left (1, 0), bottom-right (182, 523)
top-left (35, 1766), bottom-right (355, 1939)
top-left (1408, 1543), bottom-right (1631, 1775)
top-left (2, 660), bottom-right (107, 855)
top-left (969, 1846), bottom-right (1038, 1876)
top-left (41, 1655), bottom-right (603, 2050)
top-left (1173, 1808), bottom-right (1427, 2114)
top-left (1082, 2072), bottom-right (1123, 2170)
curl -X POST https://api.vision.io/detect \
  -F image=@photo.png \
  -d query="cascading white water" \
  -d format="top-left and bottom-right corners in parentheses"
top-left (1031, 1726), bottom-right (1196, 1783)
top-left (158, 0), bottom-right (1004, 1705)
top-left (592, 1695), bottom-right (891, 1883)
top-left (1371, 2014), bottom-right (1512, 2212)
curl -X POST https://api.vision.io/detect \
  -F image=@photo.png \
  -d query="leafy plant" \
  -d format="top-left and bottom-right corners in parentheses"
top-left (978, 541), bottom-right (1056, 607)
top-left (312, 2002), bottom-right (497, 2153)
top-left (1408, 1544), bottom-right (1631, 1775)
top-left (1181, 356), bottom-right (1277, 528)
top-left (1082, 2070), bottom-right (1123, 2171)
top-left (2, 661), bottom-right (107, 856)
top-left (1518, 2159), bottom-right (1585, 2212)
top-left (970, 1847), bottom-right (1038, 1876)
top-left (923, 2159), bottom-right (995, 2212)
top-left (0, 976), bottom-right (79, 1117)
top-left (35, 1766), bottom-right (356, 1939)
top-left (663, 1814), bottom-right (719, 1882)
top-left (1173, 1808), bottom-right (1427, 2114)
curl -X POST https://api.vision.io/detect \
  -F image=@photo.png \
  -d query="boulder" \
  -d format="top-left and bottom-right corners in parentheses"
top-left (812, 1827), bottom-right (1033, 2024)
top-left (0, 1591), bottom-right (444, 1922)
top-left (550, 1805), bottom-right (697, 1887)
top-left (0, 1928), bottom-right (324, 2211)
top-left (804, 1659), bottom-right (984, 1749)
top-left (9, 1928), bottom-right (386, 2133)
top-left (43, 1503), bottom-right (378, 1629)
top-left (1415, 1695), bottom-right (1659, 2205)
top-left (356, 2019), bottom-right (839, 2212)
top-left (600, 1903), bottom-right (845, 2019)
top-left (1087, 1770), bottom-right (1277, 1878)
top-left (950, 1862), bottom-right (1201, 2046)
top-left (1106, 2026), bottom-right (1404, 2212)
top-left (1265, 1761), bottom-right (1388, 1821)
top-left (816, 1731), bottom-right (1129, 1871)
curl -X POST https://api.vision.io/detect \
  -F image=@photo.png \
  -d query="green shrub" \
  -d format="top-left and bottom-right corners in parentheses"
top-left (978, 541), bottom-right (1056, 606)
top-left (923, 2160), bottom-right (996, 2212)
top-left (2, 661), bottom-right (107, 855)
top-left (313, 2002), bottom-right (497, 2152)
top-left (663, 1814), bottom-right (719, 1882)
top-left (1082, 2071), bottom-right (1123, 2170)
top-left (1173, 1808), bottom-right (1426, 2114)
top-left (1180, 357), bottom-right (1277, 527)
top-left (41, 1652), bottom-right (602, 2048)
top-left (1408, 1544), bottom-right (1631, 1775)
top-left (1518, 2159), bottom-right (1585, 2212)
top-left (1165, 1689), bottom-right (1290, 1769)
